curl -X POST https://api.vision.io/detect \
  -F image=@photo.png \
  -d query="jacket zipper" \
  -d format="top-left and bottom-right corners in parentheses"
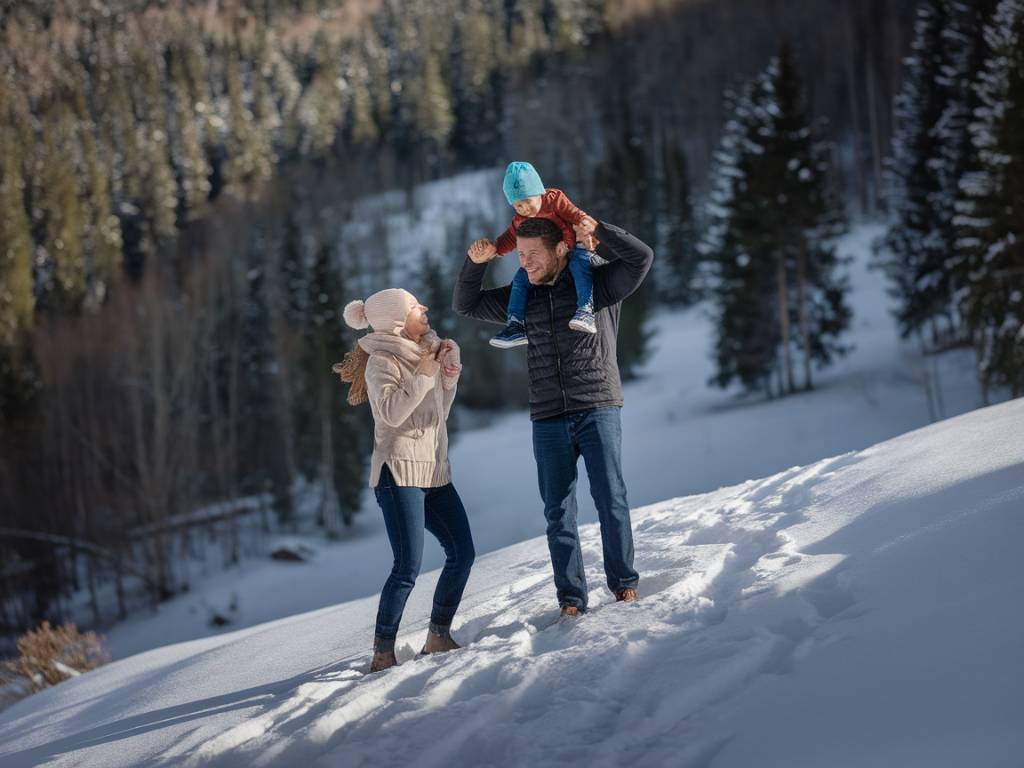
top-left (548, 290), bottom-right (568, 412)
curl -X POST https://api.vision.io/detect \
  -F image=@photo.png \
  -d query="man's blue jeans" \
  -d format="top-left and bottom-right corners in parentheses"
top-left (507, 246), bottom-right (595, 322)
top-left (532, 406), bottom-right (639, 610)
top-left (373, 465), bottom-right (476, 651)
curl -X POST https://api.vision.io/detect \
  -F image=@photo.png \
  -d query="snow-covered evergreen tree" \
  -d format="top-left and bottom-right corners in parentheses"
top-left (932, 0), bottom-right (1000, 306)
top-left (700, 77), bottom-right (779, 394)
top-left (703, 51), bottom-right (849, 396)
top-left (953, 0), bottom-right (1024, 398)
top-left (880, 0), bottom-right (956, 342)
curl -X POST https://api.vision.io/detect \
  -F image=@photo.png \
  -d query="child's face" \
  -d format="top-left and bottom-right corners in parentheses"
top-left (512, 195), bottom-right (543, 218)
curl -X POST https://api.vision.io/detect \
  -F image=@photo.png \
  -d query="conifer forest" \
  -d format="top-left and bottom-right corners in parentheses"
top-left (0, 0), bottom-right (1021, 645)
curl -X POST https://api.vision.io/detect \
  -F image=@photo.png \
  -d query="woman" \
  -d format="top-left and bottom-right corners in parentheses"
top-left (336, 288), bottom-right (474, 673)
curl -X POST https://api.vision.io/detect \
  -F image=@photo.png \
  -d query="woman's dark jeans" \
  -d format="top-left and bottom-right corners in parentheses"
top-left (373, 464), bottom-right (475, 652)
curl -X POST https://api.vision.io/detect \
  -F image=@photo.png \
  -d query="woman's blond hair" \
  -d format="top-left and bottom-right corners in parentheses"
top-left (332, 342), bottom-right (370, 406)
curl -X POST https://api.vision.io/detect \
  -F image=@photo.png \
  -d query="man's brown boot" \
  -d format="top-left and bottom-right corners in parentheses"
top-left (560, 604), bottom-right (581, 618)
top-left (615, 588), bottom-right (638, 602)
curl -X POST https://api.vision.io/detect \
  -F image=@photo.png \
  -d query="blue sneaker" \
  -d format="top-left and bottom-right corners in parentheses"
top-left (490, 319), bottom-right (528, 348)
top-left (568, 306), bottom-right (597, 334)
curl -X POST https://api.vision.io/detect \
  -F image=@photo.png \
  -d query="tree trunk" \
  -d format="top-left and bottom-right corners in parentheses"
top-left (841, 0), bottom-right (868, 215)
top-left (917, 331), bottom-right (938, 422)
top-left (777, 252), bottom-right (794, 395)
top-left (798, 247), bottom-right (813, 390)
top-left (864, 51), bottom-right (883, 216)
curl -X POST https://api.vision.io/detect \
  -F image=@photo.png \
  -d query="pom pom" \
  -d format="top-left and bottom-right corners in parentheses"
top-left (343, 300), bottom-right (369, 329)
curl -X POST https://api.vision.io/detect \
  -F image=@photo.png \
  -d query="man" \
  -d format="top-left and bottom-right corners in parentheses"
top-left (453, 216), bottom-right (654, 616)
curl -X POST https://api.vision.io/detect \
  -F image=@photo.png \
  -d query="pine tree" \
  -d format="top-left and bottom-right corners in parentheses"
top-left (133, 48), bottom-right (178, 241)
top-left (703, 52), bottom-right (849, 395)
top-left (701, 80), bottom-right (781, 394)
top-left (932, 0), bottom-right (1000, 320)
top-left (168, 39), bottom-right (213, 217)
top-left (953, 0), bottom-right (1024, 397)
top-left (224, 45), bottom-right (275, 190)
top-left (301, 241), bottom-right (365, 531)
top-left (880, 0), bottom-right (957, 342)
top-left (238, 226), bottom-right (294, 522)
top-left (94, 27), bottom-right (149, 275)
top-left (345, 46), bottom-right (379, 145)
top-left (416, 50), bottom-right (455, 150)
top-left (591, 116), bottom-right (656, 379)
top-left (767, 48), bottom-right (850, 390)
top-left (509, 0), bottom-right (550, 61)
top-left (295, 40), bottom-right (345, 158)
top-left (38, 104), bottom-right (88, 313)
top-left (449, 0), bottom-right (505, 163)
top-left (655, 131), bottom-right (698, 305)
top-left (0, 129), bottom-right (35, 348)
top-left (73, 89), bottom-right (123, 304)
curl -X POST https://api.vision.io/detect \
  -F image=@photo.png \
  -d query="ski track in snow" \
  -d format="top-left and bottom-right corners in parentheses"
top-left (160, 455), bottom-right (862, 767)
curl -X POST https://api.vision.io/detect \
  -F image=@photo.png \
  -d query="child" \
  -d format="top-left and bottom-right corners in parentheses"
top-left (484, 161), bottom-right (599, 348)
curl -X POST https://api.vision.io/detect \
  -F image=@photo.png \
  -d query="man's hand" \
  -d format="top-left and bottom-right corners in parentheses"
top-left (468, 238), bottom-right (497, 264)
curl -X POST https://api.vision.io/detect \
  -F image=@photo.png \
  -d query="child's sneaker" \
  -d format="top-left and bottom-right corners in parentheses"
top-left (568, 307), bottom-right (597, 334)
top-left (490, 319), bottom-right (528, 348)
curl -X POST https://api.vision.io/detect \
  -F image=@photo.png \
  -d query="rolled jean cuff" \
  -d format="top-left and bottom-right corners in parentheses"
top-left (429, 605), bottom-right (457, 630)
top-left (373, 635), bottom-right (396, 654)
top-left (427, 620), bottom-right (452, 637)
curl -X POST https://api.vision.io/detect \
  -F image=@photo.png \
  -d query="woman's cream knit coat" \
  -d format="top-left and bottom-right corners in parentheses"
top-left (358, 331), bottom-right (459, 488)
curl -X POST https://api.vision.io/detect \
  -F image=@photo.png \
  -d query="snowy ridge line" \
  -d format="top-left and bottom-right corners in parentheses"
top-left (160, 452), bottom-right (861, 767)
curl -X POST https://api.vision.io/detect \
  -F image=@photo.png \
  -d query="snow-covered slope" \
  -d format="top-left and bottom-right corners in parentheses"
top-left (97, 223), bottom-right (994, 661)
top-left (1, 399), bottom-right (1021, 767)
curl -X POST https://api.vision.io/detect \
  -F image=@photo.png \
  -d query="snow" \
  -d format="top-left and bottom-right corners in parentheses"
top-left (0, 220), bottom-right (1020, 765)
top-left (74, 222), bottom-right (994, 662)
top-left (0, 396), bottom-right (1020, 766)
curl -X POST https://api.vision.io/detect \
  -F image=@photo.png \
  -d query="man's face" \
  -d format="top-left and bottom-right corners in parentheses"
top-left (517, 236), bottom-right (566, 284)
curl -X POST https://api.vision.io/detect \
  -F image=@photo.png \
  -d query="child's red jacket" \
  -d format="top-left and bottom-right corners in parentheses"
top-left (494, 188), bottom-right (596, 255)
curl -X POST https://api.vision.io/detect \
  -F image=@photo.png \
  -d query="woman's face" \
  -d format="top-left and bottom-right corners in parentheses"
top-left (403, 303), bottom-right (430, 340)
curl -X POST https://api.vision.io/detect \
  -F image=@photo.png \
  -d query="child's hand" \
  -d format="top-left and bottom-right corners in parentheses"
top-left (574, 224), bottom-right (597, 251)
top-left (574, 216), bottom-right (597, 242)
top-left (468, 239), bottom-right (497, 264)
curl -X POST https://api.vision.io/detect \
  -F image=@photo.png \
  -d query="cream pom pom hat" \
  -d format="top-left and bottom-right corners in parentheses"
top-left (343, 288), bottom-right (420, 335)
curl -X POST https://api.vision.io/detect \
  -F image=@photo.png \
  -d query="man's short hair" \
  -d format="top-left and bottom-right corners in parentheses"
top-left (516, 217), bottom-right (562, 249)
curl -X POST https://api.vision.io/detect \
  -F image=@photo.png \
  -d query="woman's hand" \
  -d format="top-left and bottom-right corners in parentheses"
top-left (438, 340), bottom-right (462, 378)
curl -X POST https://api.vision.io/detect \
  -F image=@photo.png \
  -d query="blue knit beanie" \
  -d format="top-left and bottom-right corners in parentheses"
top-left (503, 161), bottom-right (545, 205)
